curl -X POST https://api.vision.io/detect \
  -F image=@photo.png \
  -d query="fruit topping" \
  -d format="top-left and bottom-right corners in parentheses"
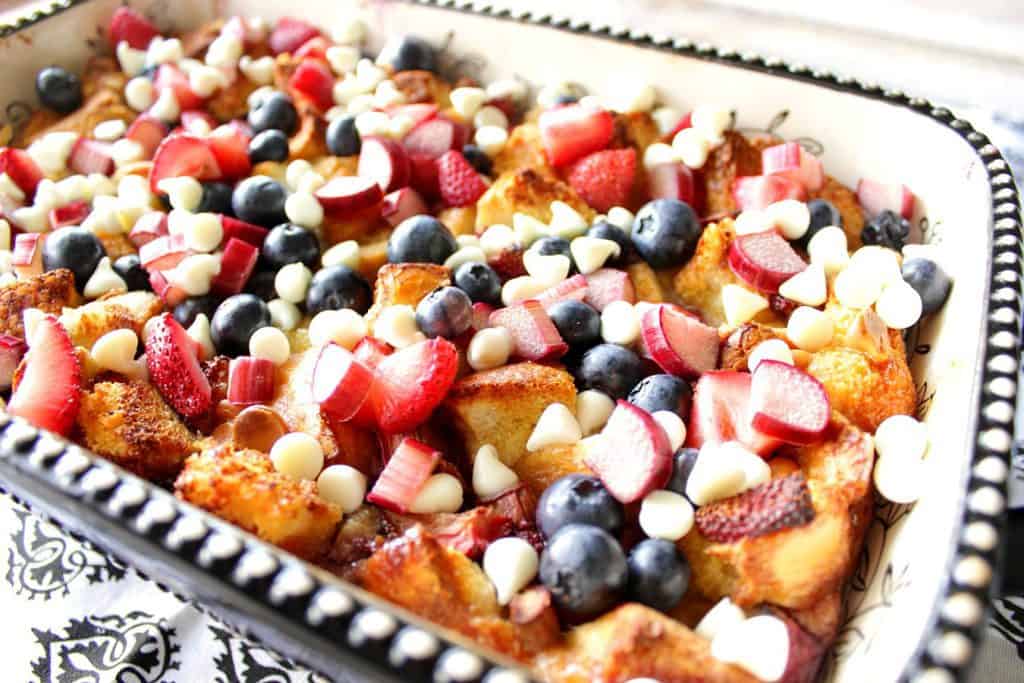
top-left (416, 286), bottom-right (473, 339)
top-left (583, 267), bottom-right (635, 312)
top-left (247, 91), bottom-right (299, 136)
top-left (378, 35), bottom-right (439, 73)
top-left (727, 230), bottom-right (808, 293)
top-left (366, 437), bottom-right (440, 513)
top-left (219, 215), bottom-right (269, 248)
top-left (288, 60), bottom-right (334, 111)
top-left (358, 136), bottom-right (411, 194)
top-left (210, 294), bottom-right (271, 357)
top-left (312, 343), bottom-right (375, 421)
top-left (640, 304), bottom-right (719, 379)
top-left (749, 360), bottom-right (830, 444)
top-left (694, 472), bottom-right (815, 542)
top-left (0, 334), bottom-right (27, 391)
top-left (538, 103), bottom-right (615, 167)
top-left (381, 187), bottom-right (428, 227)
top-left (437, 150), bottom-right (487, 207)
top-left (626, 538), bottom-right (690, 612)
top-left (144, 313), bottom-right (212, 418)
top-left (305, 265), bottom-right (372, 316)
top-left (567, 148), bottom-right (637, 213)
top-left (227, 356), bottom-right (277, 405)
top-left (314, 175), bottom-right (384, 217)
top-left (631, 198), bottom-right (701, 268)
top-left (539, 523), bottom-right (627, 617)
top-left (687, 370), bottom-right (781, 456)
top-left (42, 226), bottom-right (105, 291)
top-left (211, 237), bottom-right (259, 296)
top-left (628, 373), bottom-right (693, 418)
top-left (150, 135), bottom-right (222, 194)
top-left (7, 315), bottom-right (80, 435)
top-left (154, 63), bottom-right (204, 110)
top-left (108, 6), bottom-right (160, 49)
top-left (761, 142), bottom-right (824, 193)
top-left (585, 401), bottom-right (673, 503)
top-left (36, 66), bottom-right (83, 115)
top-left (68, 137), bottom-right (114, 176)
top-left (403, 117), bottom-right (464, 159)
top-left (856, 178), bottom-right (915, 219)
top-left (489, 299), bottom-right (568, 361)
top-left (206, 125), bottom-right (253, 180)
top-left (124, 115), bottom-right (169, 160)
top-left (646, 160), bottom-right (696, 205)
top-left (902, 257), bottom-right (952, 316)
top-left (453, 261), bottom-right (502, 306)
top-left (536, 474), bottom-right (624, 538)
top-left (249, 129), bottom-right (289, 164)
top-left (732, 174), bottom-right (806, 211)
top-left (49, 199), bottom-right (90, 229)
top-left (860, 209), bottom-right (911, 251)
top-left (362, 338), bottom-right (458, 433)
top-left (269, 17), bottom-right (322, 55)
top-left (0, 148), bottom-right (44, 198)
top-left (547, 298), bottom-right (601, 349)
top-left (11, 233), bottom-right (44, 279)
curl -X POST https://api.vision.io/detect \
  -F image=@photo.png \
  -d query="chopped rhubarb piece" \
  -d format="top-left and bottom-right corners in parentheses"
top-left (129, 211), bottom-right (169, 248)
top-left (314, 175), bottom-right (384, 216)
top-left (0, 334), bottom-right (27, 390)
top-left (149, 270), bottom-right (187, 307)
top-left (124, 114), bottom-right (169, 159)
top-left (437, 150), bottom-right (487, 207)
top-left (728, 230), bottom-right (808, 294)
top-left (749, 360), bottom-right (830, 444)
top-left (388, 103), bottom-right (439, 127)
top-left (12, 233), bottom-right (44, 278)
top-left (856, 178), bottom-right (915, 219)
top-left (489, 300), bottom-right (568, 361)
top-left (288, 60), bottom-right (335, 111)
top-left (366, 437), bottom-right (441, 513)
top-left (139, 233), bottom-right (190, 270)
top-left (293, 36), bottom-right (331, 63)
top-left (585, 401), bottom-right (673, 503)
top-left (686, 370), bottom-right (781, 457)
top-left (403, 117), bottom-right (463, 159)
top-left (381, 187), bottom-right (429, 227)
top-left (470, 302), bottom-right (495, 331)
top-left (583, 268), bottom-right (636, 311)
top-left (269, 17), bottom-right (321, 55)
top-left (761, 142), bottom-right (824, 192)
top-left (407, 153), bottom-right (440, 199)
top-left (640, 304), bottom-right (720, 379)
top-left (567, 148), bottom-right (636, 213)
top-left (49, 200), bottom-right (89, 229)
top-left (485, 96), bottom-right (517, 124)
top-left (68, 137), bottom-right (113, 176)
top-left (227, 356), bottom-right (276, 405)
top-left (145, 313), bottom-right (212, 417)
top-left (694, 472), bottom-right (816, 542)
top-left (732, 174), bottom-right (806, 211)
top-left (0, 148), bottom-right (44, 200)
top-left (357, 136), bottom-right (410, 193)
top-left (8, 315), bottom-right (81, 435)
top-left (211, 238), bottom-right (258, 296)
top-left (535, 273), bottom-right (589, 310)
top-left (207, 125), bottom-right (253, 180)
top-left (221, 16), bottom-right (267, 48)
top-left (219, 215), bottom-right (269, 247)
top-left (180, 110), bottom-right (217, 135)
top-left (108, 7), bottom-right (159, 49)
top-left (154, 63), bottom-right (205, 110)
top-left (538, 104), bottom-right (615, 167)
top-left (312, 343), bottom-right (375, 421)
top-left (362, 338), bottom-right (458, 433)
top-left (150, 134), bottom-right (222, 193)
top-left (647, 161), bottom-right (695, 205)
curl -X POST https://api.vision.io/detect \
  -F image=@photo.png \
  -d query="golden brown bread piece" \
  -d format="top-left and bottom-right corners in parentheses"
top-left (806, 347), bottom-right (916, 433)
top-left (175, 447), bottom-right (342, 560)
top-left (810, 175), bottom-right (865, 249)
top-left (391, 70), bottom-right (452, 107)
top-left (612, 111), bottom-right (661, 153)
top-left (96, 233), bottom-right (137, 261)
top-left (444, 362), bottom-right (577, 466)
top-left (0, 269), bottom-right (80, 339)
top-left (438, 206), bottom-right (478, 237)
top-left (77, 380), bottom-right (197, 482)
top-left (289, 105), bottom-right (329, 160)
top-left (207, 75), bottom-right (258, 121)
top-left (475, 168), bottom-right (595, 232)
top-left (513, 443), bottom-right (591, 501)
top-left (719, 323), bottom-right (789, 371)
top-left (672, 219), bottom-right (747, 327)
top-left (364, 262), bottom-right (450, 329)
top-left (27, 88), bottom-right (134, 144)
top-left (492, 123), bottom-right (550, 177)
top-left (626, 261), bottom-right (666, 303)
top-left (702, 131), bottom-right (763, 216)
top-left (59, 290), bottom-right (162, 349)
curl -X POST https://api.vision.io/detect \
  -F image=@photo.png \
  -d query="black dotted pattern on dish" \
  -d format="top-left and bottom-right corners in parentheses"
top-left (0, 1), bottom-right (1020, 682)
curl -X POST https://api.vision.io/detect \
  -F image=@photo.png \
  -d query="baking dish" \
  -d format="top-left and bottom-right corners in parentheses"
top-left (0, 1), bottom-right (1019, 681)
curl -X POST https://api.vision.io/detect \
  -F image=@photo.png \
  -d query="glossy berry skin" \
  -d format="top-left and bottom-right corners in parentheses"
top-left (377, 35), bottom-right (437, 73)
top-left (536, 474), bottom-right (624, 538)
top-left (539, 524), bottom-right (627, 618)
top-left (664, 447), bottom-right (699, 497)
top-left (210, 294), bottom-right (271, 357)
top-left (587, 220), bottom-right (632, 266)
top-left (631, 198), bottom-right (701, 268)
top-left (41, 226), bottom-right (104, 291)
top-left (626, 539), bottom-right (690, 612)
top-left (325, 114), bottom-right (361, 157)
top-left (461, 144), bottom-right (493, 176)
top-left (416, 286), bottom-right (473, 339)
top-left (305, 265), bottom-right (372, 315)
top-left (530, 236), bottom-right (577, 274)
top-left (386, 215), bottom-right (457, 265)
top-left (172, 294), bottom-right (221, 328)
top-left (577, 343), bottom-right (644, 399)
top-left (798, 198), bottom-right (842, 250)
top-left (247, 91), bottom-right (298, 135)
top-left (232, 176), bottom-right (287, 227)
top-left (35, 66), bottom-right (83, 114)
top-left (112, 254), bottom-right (151, 292)
top-left (902, 257), bottom-right (952, 316)
top-left (244, 269), bottom-right (278, 302)
top-left (248, 129), bottom-right (289, 164)
top-left (627, 374), bottom-right (693, 417)
top-left (196, 182), bottom-right (234, 215)
top-left (553, 93), bottom-right (580, 106)
top-left (548, 300), bottom-right (601, 349)
top-left (861, 209), bottom-right (910, 251)
top-left (261, 223), bottom-right (320, 271)
top-left (453, 261), bottom-right (501, 306)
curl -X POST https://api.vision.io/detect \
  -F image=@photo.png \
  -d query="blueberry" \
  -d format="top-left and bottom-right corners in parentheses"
top-left (248, 129), bottom-right (289, 164)
top-left (577, 343), bottom-right (644, 399)
top-left (377, 35), bottom-right (437, 73)
top-left (664, 447), bottom-right (699, 497)
top-left (798, 198), bottom-right (842, 250)
top-left (41, 226), bottom-right (104, 291)
top-left (553, 93), bottom-right (580, 106)
top-left (539, 524), bottom-right (627, 617)
top-left (626, 539), bottom-right (690, 612)
top-left (112, 254), bottom-right (151, 292)
top-left (461, 144), bottom-right (492, 176)
top-left (305, 265), bottom-right (372, 316)
top-left (232, 176), bottom-right (287, 227)
top-left (548, 300), bottom-right (601, 349)
top-left (453, 261), bottom-right (501, 306)
top-left (247, 91), bottom-right (298, 135)
top-left (631, 198), bottom-right (701, 268)
top-left (416, 286), bottom-right (472, 339)
top-left (244, 269), bottom-right (278, 302)
top-left (196, 182), bottom-right (234, 215)
top-left (902, 257), bottom-right (952, 316)
top-left (387, 215), bottom-right (457, 265)
top-left (627, 374), bottom-right (692, 417)
top-left (172, 294), bottom-right (221, 328)
top-left (530, 236), bottom-right (577, 274)
top-left (325, 114), bottom-right (361, 157)
top-left (262, 223), bottom-right (320, 271)
top-left (587, 220), bottom-right (632, 266)
top-left (861, 210), bottom-right (910, 251)
top-left (210, 294), bottom-right (271, 356)
top-left (537, 475), bottom-right (624, 538)
top-left (35, 66), bottom-right (82, 114)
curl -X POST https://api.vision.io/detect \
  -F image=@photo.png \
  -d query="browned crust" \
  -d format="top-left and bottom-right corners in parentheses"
top-left (475, 168), bottom-right (595, 233)
top-left (719, 323), bottom-right (789, 371)
top-left (364, 262), bottom-right (450, 328)
top-left (391, 70), bottom-right (452, 107)
top-left (702, 131), bottom-right (763, 216)
top-left (0, 269), bottom-right (80, 339)
top-left (810, 175), bottom-right (866, 250)
top-left (59, 291), bottom-right (162, 349)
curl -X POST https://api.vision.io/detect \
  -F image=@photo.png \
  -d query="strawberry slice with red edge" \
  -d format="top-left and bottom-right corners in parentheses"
top-left (68, 137), bottom-right (114, 176)
top-left (640, 303), bottom-right (720, 379)
top-left (437, 150), bottom-right (487, 207)
top-left (538, 104), bottom-right (615, 167)
top-left (362, 338), bottom-right (458, 433)
top-left (0, 148), bottom-right (44, 199)
top-left (269, 17), bottom-right (321, 55)
top-left (288, 60), bottom-right (335, 111)
top-left (312, 343), bottom-right (375, 421)
top-left (145, 313), bottom-right (213, 417)
top-left (749, 360), bottom-right (830, 444)
top-left (129, 211), bottom-right (169, 248)
top-left (139, 233), bottom-right (191, 271)
top-left (206, 124), bottom-right (253, 180)
top-left (489, 300), bottom-right (568, 361)
top-left (381, 187), bottom-right (429, 227)
top-left (403, 117), bottom-right (463, 159)
top-left (584, 400), bottom-right (673, 503)
top-left (154, 63), bottom-right (205, 110)
top-left (0, 334), bottom-right (27, 391)
top-left (108, 6), bottom-right (160, 50)
top-left (583, 268), bottom-right (636, 312)
top-left (567, 148), bottom-right (636, 213)
top-left (732, 174), bottom-right (805, 211)
top-left (7, 315), bottom-right (80, 435)
top-left (694, 472), bottom-right (816, 542)
top-left (686, 370), bottom-right (781, 456)
top-left (856, 178), bottom-right (915, 220)
top-left (227, 356), bottom-right (277, 405)
top-left (727, 230), bottom-right (807, 294)
top-left (366, 437), bottom-right (441, 513)
top-left (211, 238), bottom-right (259, 296)
top-left (315, 175), bottom-right (384, 217)
top-left (124, 114), bottom-right (169, 160)
top-left (150, 134), bottom-right (222, 193)
top-left (49, 200), bottom-right (90, 229)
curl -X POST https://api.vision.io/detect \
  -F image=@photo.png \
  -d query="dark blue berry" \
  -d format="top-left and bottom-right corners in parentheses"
top-left (387, 215), bottom-right (457, 265)
top-left (553, 93), bottom-right (580, 106)
top-left (627, 374), bottom-right (692, 417)
top-left (548, 300), bottom-right (600, 349)
top-left (577, 343), bottom-right (644, 399)
top-left (244, 269), bottom-right (278, 301)
top-left (539, 524), bottom-right (627, 618)
top-left (35, 66), bottom-right (82, 114)
top-left (248, 129), bottom-right (289, 164)
top-left (461, 144), bottom-right (492, 176)
top-left (196, 182), bottom-right (234, 215)
top-left (305, 265), bottom-right (372, 316)
top-left (232, 176), bottom-right (287, 227)
top-left (326, 114), bottom-right (361, 157)
top-left (247, 91), bottom-right (298, 135)
top-left (537, 475), bottom-right (624, 538)
top-left (664, 448), bottom-right (699, 498)
top-left (41, 226), bottom-right (104, 291)
top-left (587, 220), bottom-right (632, 266)
top-left (902, 257), bottom-right (952, 316)
top-left (798, 199), bottom-right (842, 250)
top-left (453, 261), bottom-right (501, 306)
top-left (261, 224), bottom-right (320, 271)
top-left (172, 294), bottom-right (221, 328)
top-left (626, 539), bottom-right (690, 612)
top-left (112, 254), bottom-right (151, 292)
top-left (210, 294), bottom-right (271, 356)
top-left (632, 198), bottom-right (701, 268)
top-left (861, 210), bottom-right (910, 251)
top-left (415, 286), bottom-right (472, 339)
top-left (377, 35), bottom-right (437, 73)
top-left (530, 236), bottom-right (577, 274)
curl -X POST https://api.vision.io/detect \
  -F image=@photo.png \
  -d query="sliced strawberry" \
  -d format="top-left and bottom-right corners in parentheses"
top-left (49, 200), bottom-right (90, 229)
top-left (180, 110), bottom-right (217, 135)
top-left (686, 370), bottom-right (781, 457)
top-left (312, 343), bottom-right (375, 421)
top-left (694, 472), bottom-right (815, 542)
top-left (535, 273), bottom-right (589, 310)
top-left (584, 400), bottom-right (672, 503)
top-left (856, 178), bottom-right (915, 220)
top-left (315, 175), bottom-right (384, 217)
top-left (0, 334), bottom-right (27, 390)
top-left (363, 338), bottom-right (458, 433)
top-left (219, 215), bottom-right (269, 248)
top-left (647, 161), bottom-right (695, 205)
top-left (727, 230), bottom-right (807, 294)
top-left (567, 148), bottom-right (636, 213)
top-left (732, 174), bottom-right (805, 211)
top-left (388, 103), bottom-right (439, 128)
top-left (288, 60), bottom-right (335, 111)
top-left (538, 104), bottom-right (615, 167)
top-left (154, 63), bottom-right (205, 110)
top-left (11, 233), bottom-right (44, 279)
top-left (749, 360), bottom-right (830, 444)
top-left (227, 356), bottom-right (277, 405)
top-left (488, 300), bottom-right (568, 361)
top-left (149, 271), bottom-right (187, 307)
top-left (350, 337), bottom-right (394, 423)
top-left (358, 136), bottom-right (410, 194)
top-left (0, 148), bottom-right (44, 199)
top-left (129, 211), bottom-right (169, 248)
top-left (762, 142), bottom-right (824, 193)
top-left (583, 268), bottom-right (636, 312)
top-left (640, 304), bottom-right (720, 379)
top-left (211, 237), bottom-right (258, 296)
top-left (7, 315), bottom-right (80, 435)
top-left (470, 302), bottom-right (495, 331)
top-left (124, 114), bottom-right (169, 159)
top-left (381, 187), bottom-right (428, 227)
top-left (437, 150), bottom-right (487, 207)
top-left (207, 125), bottom-right (252, 180)
top-left (139, 233), bottom-right (191, 271)
top-left (67, 137), bottom-right (113, 176)
top-left (663, 111), bottom-right (693, 141)
top-left (487, 248), bottom-right (526, 280)
top-left (408, 153), bottom-right (441, 199)
top-left (403, 118), bottom-right (462, 159)
top-left (293, 36), bottom-right (331, 63)
top-left (269, 17), bottom-right (321, 55)
top-left (419, 506), bottom-right (513, 559)
top-left (366, 437), bottom-right (441, 513)
top-left (149, 134), bottom-right (222, 193)
top-left (145, 313), bottom-right (212, 417)
top-left (108, 6), bottom-right (159, 50)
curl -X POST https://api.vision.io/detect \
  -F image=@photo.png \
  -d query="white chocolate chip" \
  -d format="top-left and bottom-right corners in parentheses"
top-left (33, 179), bottom-right (61, 211)
top-left (145, 37), bottom-right (183, 67)
top-left (874, 414), bottom-right (928, 462)
top-left (87, 173), bottom-right (117, 198)
top-left (778, 262), bottom-right (826, 307)
top-left (270, 432), bottom-right (325, 481)
top-left (875, 281), bottom-right (922, 330)
top-left (274, 263), bottom-right (313, 304)
top-left (576, 390), bottom-right (615, 436)
top-left (325, 45), bottom-right (360, 76)
top-left (711, 615), bottom-right (789, 682)
top-left (605, 80), bottom-right (656, 114)
top-left (0, 173), bottom-right (25, 203)
top-left (124, 76), bottom-right (156, 112)
top-left (149, 87), bottom-right (181, 123)
top-left (733, 210), bottom-right (773, 236)
top-left (606, 206), bottom-right (635, 230)
top-left (834, 263), bottom-right (884, 309)
top-left (474, 105), bottom-right (509, 130)
top-left (308, 309), bottom-right (367, 350)
top-left (93, 119), bottom-right (127, 142)
top-left (486, 78), bottom-right (528, 104)
top-left (764, 199), bottom-right (810, 240)
top-left (83, 257), bottom-right (126, 299)
top-left (23, 308), bottom-right (46, 345)
top-left (332, 77), bottom-right (365, 106)
top-left (642, 142), bottom-right (681, 169)
top-left (526, 403), bottom-right (582, 452)
top-left (685, 442), bottom-right (749, 506)
top-left (373, 81), bottom-right (407, 110)
top-left (547, 201), bottom-right (588, 239)
top-left (450, 87), bottom-right (487, 120)
top-left (167, 253), bottom-right (221, 296)
top-left (182, 212), bottom-right (223, 252)
top-left (249, 326), bottom-right (291, 365)
top-left (722, 284), bottom-right (769, 328)
top-left (571, 236), bottom-right (620, 275)
top-left (652, 106), bottom-right (683, 135)
top-left (285, 160), bottom-right (315, 192)
top-left (456, 234), bottom-right (480, 248)
top-left (467, 327), bottom-right (513, 371)
top-left (408, 473), bottom-right (463, 514)
top-left (807, 225), bottom-right (849, 275)
top-left (354, 110), bottom-right (391, 138)
top-left (474, 125), bottom-right (508, 157)
top-left (321, 240), bottom-right (361, 270)
top-left (205, 34), bottom-right (243, 69)
top-left (483, 537), bottom-right (539, 605)
top-left (158, 177), bottom-right (203, 212)
top-left (695, 597), bottom-right (747, 640)
top-left (11, 205), bottom-right (50, 234)
top-left (850, 246), bottom-right (903, 288)
top-left (652, 410), bottom-right (687, 452)
top-left (480, 223), bottom-right (518, 255)
top-left (317, 464), bottom-right (367, 514)
top-left (472, 444), bottom-right (520, 500)
top-left (512, 212), bottom-right (547, 247)
top-left (187, 313), bottom-right (216, 360)
top-left (27, 131), bottom-right (78, 175)
top-left (732, 443), bottom-right (771, 489)
top-left (747, 339), bottom-right (794, 372)
top-left (55, 174), bottom-right (91, 205)
top-left (690, 105), bottom-right (732, 143)
top-left (91, 328), bottom-right (140, 376)
top-left (786, 306), bottom-right (834, 352)
top-left (443, 246), bottom-right (487, 271)
top-left (601, 300), bottom-right (640, 346)
top-left (523, 250), bottom-right (570, 287)
top-left (268, 298), bottom-right (302, 331)
top-left (331, 15), bottom-right (367, 45)
top-left (672, 127), bottom-right (712, 169)
top-left (873, 450), bottom-right (926, 504)
top-left (239, 55), bottom-right (275, 85)
top-left (0, 220), bottom-right (9, 252)
top-left (639, 489), bottom-right (694, 541)
top-left (387, 112), bottom-right (415, 139)
top-left (189, 64), bottom-right (227, 98)
top-left (110, 139), bottom-right (144, 167)
top-left (374, 305), bottom-right (425, 349)
top-left (501, 275), bottom-right (549, 306)
top-left (285, 191), bottom-right (324, 229)
top-left (116, 41), bottom-right (147, 76)
top-left (355, 59), bottom-right (386, 91)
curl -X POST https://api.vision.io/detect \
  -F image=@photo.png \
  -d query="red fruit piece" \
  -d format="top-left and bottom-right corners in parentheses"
top-left (388, 103), bottom-right (439, 127)
top-left (647, 161), bottom-right (695, 205)
top-left (180, 110), bottom-right (217, 135)
top-left (145, 313), bottom-right (212, 418)
top-left (535, 273), bottom-right (589, 311)
top-left (640, 304), bottom-right (719, 379)
top-left (470, 302), bottom-right (494, 331)
top-left (694, 472), bottom-right (816, 542)
top-left (408, 153), bottom-right (441, 199)
top-left (358, 136), bottom-right (411, 193)
top-left (381, 187), bottom-right (428, 227)
top-left (423, 507), bottom-right (514, 559)
top-left (154, 64), bottom-right (205, 110)
top-left (129, 211), bottom-right (169, 248)
top-left (68, 137), bottom-right (113, 176)
top-left (584, 400), bottom-right (673, 503)
top-left (49, 200), bottom-right (90, 229)
top-left (487, 248), bottom-right (526, 280)
top-left (219, 215), bottom-right (269, 248)
top-left (108, 6), bottom-right (159, 50)
top-left (149, 271), bottom-right (187, 307)
top-left (227, 356), bottom-right (277, 405)
top-left (856, 178), bottom-right (915, 220)
top-left (315, 175), bottom-right (384, 217)
top-left (762, 142), bottom-right (824, 193)
top-left (0, 148), bottom-right (44, 199)
top-left (207, 125), bottom-right (253, 180)
top-left (728, 230), bottom-right (807, 294)
top-left (403, 118), bottom-right (462, 159)
top-left (489, 300), bottom-right (568, 361)
top-left (139, 233), bottom-right (190, 270)
top-left (364, 338), bottom-right (458, 433)
top-left (124, 115), bottom-right (169, 160)
top-left (538, 104), bottom-right (615, 167)
top-left (663, 111), bottom-right (693, 141)
top-left (567, 148), bottom-right (636, 213)
top-left (353, 336), bottom-right (393, 367)
top-left (0, 334), bottom-right (27, 390)
top-left (221, 16), bottom-right (264, 48)
top-left (583, 268), bottom-right (635, 312)
top-left (7, 315), bottom-right (81, 435)
top-left (732, 174), bottom-right (805, 211)
top-left (288, 60), bottom-right (335, 111)
top-left (312, 343), bottom-right (375, 421)
top-left (11, 233), bottom-right (44, 279)
top-left (749, 360), bottom-right (830, 444)
top-left (366, 437), bottom-right (441, 513)
top-left (150, 134), bottom-right (222, 193)
top-left (293, 36), bottom-right (331, 63)
top-left (211, 238), bottom-right (259, 296)
top-left (269, 17), bottom-right (321, 55)
top-left (686, 370), bottom-right (780, 457)
top-left (437, 150), bottom-right (488, 208)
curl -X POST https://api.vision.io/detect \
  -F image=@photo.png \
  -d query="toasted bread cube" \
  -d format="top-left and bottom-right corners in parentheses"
top-left (475, 168), bottom-right (595, 233)
top-left (809, 174), bottom-right (866, 249)
top-left (703, 131), bottom-right (763, 216)
top-left (28, 88), bottom-right (133, 144)
top-left (391, 70), bottom-right (452, 107)
top-left (0, 269), bottom-right (80, 339)
top-left (626, 261), bottom-right (665, 303)
top-left (673, 219), bottom-right (748, 327)
top-left (97, 233), bottom-right (137, 261)
top-left (438, 206), bottom-right (478, 237)
top-left (514, 443), bottom-right (591, 501)
top-left (612, 111), bottom-right (661, 153)
top-left (77, 380), bottom-right (197, 482)
top-left (719, 323), bottom-right (789, 372)
top-left (492, 122), bottom-right (550, 176)
top-left (59, 290), bottom-right (162, 349)
top-left (444, 362), bottom-right (577, 466)
top-left (806, 346), bottom-right (916, 433)
top-left (364, 262), bottom-right (450, 329)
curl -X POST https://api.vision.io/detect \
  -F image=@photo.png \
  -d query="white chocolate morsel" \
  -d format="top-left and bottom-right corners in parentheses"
top-left (168, 253), bottom-right (221, 297)
top-left (685, 442), bottom-right (750, 506)
top-left (874, 414), bottom-right (929, 462)
top-left (182, 212), bottom-right (223, 253)
top-left (710, 615), bottom-right (790, 682)
top-left (374, 305), bottom-right (425, 349)
top-left (807, 225), bottom-right (849, 275)
top-left (12, 205), bottom-right (51, 234)
top-left (652, 410), bottom-right (687, 452)
top-left (732, 442), bottom-right (772, 489)
top-left (873, 450), bottom-right (926, 504)
top-left (330, 15), bottom-right (368, 45)
top-left (474, 105), bottom-right (509, 130)
top-left (270, 432), bottom-right (325, 482)
top-left (23, 308), bottom-right (46, 345)
top-left (146, 37), bottom-right (184, 67)
top-left (285, 161), bottom-right (315, 192)
top-left (91, 329), bottom-right (142, 377)
top-left (317, 465), bottom-right (367, 513)
top-left (526, 403), bottom-right (582, 452)
top-left (652, 106), bottom-right (683, 135)
top-left (690, 105), bottom-right (732, 143)
top-left (778, 262), bottom-right (827, 307)
top-left (158, 176), bottom-right (203, 212)
top-left (268, 299), bottom-right (302, 331)
top-left (639, 489), bottom-right (694, 541)
top-left (480, 223), bottom-right (518, 256)
top-left (93, 119), bottom-right (127, 141)
top-left (355, 110), bottom-right (391, 138)
top-left (325, 45), bottom-right (360, 76)
top-left (604, 78), bottom-right (656, 114)
top-left (274, 263), bottom-right (313, 304)
top-left (764, 199), bottom-right (810, 240)
top-left (205, 34), bottom-right (243, 69)
top-left (54, 174), bottom-right (90, 204)
top-left (125, 76), bottom-right (156, 111)
top-left (834, 263), bottom-right (884, 309)
top-left (0, 219), bottom-right (10, 251)
top-left (239, 55), bottom-right (276, 84)
top-left (472, 444), bottom-right (520, 500)
top-left (642, 142), bottom-right (681, 169)
top-left (443, 246), bottom-right (487, 272)
top-left (248, 86), bottom-right (276, 110)
top-left (111, 139), bottom-right (144, 168)
top-left (467, 327), bottom-right (513, 371)
top-left (695, 597), bottom-right (747, 640)
top-left (285, 191), bottom-right (325, 228)
top-left (249, 326), bottom-right (291, 366)
top-left (373, 80), bottom-right (406, 109)
top-left (308, 309), bottom-right (367, 350)
top-left (600, 300), bottom-right (640, 346)
top-left (875, 281), bottom-right (923, 330)
top-left (487, 78), bottom-right (528, 104)
top-left (576, 389), bottom-right (615, 436)
top-left (501, 276), bottom-right (549, 306)
top-left (722, 284), bottom-right (769, 328)
top-left (450, 87), bottom-right (487, 120)
top-left (606, 206), bottom-right (635, 230)
top-left (189, 64), bottom-right (227, 98)
top-left (547, 201), bottom-right (588, 239)
top-left (523, 250), bottom-right (570, 287)
top-left (483, 537), bottom-right (539, 605)
top-left (186, 313), bottom-right (216, 360)
top-left (571, 236), bottom-right (620, 275)
top-left (322, 240), bottom-right (361, 269)
top-left (512, 212), bottom-right (547, 247)
top-left (27, 131), bottom-right (78, 175)
top-left (786, 306), bottom-right (834, 352)
top-left (408, 473), bottom-right (464, 514)
top-left (851, 245), bottom-right (903, 288)
top-left (747, 339), bottom-right (794, 373)
top-left (116, 41), bottom-right (147, 76)
top-left (83, 257), bottom-right (127, 299)
top-left (672, 128), bottom-right (712, 169)
top-left (0, 173), bottom-right (26, 203)
top-left (474, 125), bottom-right (508, 157)
top-left (149, 87), bottom-right (181, 123)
